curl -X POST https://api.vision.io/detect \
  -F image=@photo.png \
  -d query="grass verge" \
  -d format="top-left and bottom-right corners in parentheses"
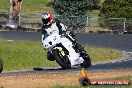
top-left (0, 40), bottom-right (122, 71)
top-left (84, 46), bottom-right (123, 62)
top-left (0, 0), bottom-right (54, 13)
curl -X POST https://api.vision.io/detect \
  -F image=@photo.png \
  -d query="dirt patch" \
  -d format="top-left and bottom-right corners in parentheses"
top-left (0, 70), bottom-right (132, 88)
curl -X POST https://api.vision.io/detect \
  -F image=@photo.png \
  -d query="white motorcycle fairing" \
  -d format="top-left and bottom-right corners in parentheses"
top-left (42, 33), bottom-right (84, 67)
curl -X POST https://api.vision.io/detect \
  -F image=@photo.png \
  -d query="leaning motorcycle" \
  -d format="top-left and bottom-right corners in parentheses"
top-left (42, 31), bottom-right (91, 69)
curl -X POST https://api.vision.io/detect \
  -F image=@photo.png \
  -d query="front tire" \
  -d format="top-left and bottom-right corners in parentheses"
top-left (52, 49), bottom-right (71, 69)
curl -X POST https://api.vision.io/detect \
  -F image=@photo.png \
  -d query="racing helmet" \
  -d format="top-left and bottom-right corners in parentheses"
top-left (42, 12), bottom-right (53, 26)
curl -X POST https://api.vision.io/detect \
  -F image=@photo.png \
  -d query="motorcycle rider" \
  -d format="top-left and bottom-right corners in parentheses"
top-left (41, 12), bottom-right (67, 36)
top-left (41, 12), bottom-right (69, 61)
top-left (42, 12), bottom-right (81, 44)
top-left (41, 12), bottom-right (82, 61)
top-left (41, 12), bottom-right (91, 68)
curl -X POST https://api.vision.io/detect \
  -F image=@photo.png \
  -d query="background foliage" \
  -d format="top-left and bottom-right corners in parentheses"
top-left (52, 0), bottom-right (100, 31)
top-left (99, 0), bottom-right (132, 31)
top-left (99, 0), bottom-right (132, 18)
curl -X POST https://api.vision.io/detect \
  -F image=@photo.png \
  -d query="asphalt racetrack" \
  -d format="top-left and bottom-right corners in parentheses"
top-left (0, 31), bottom-right (132, 51)
top-left (0, 31), bottom-right (132, 75)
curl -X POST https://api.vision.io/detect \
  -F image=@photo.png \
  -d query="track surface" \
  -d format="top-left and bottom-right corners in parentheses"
top-left (0, 31), bottom-right (132, 75)
top-left (0, 31), bottom-right (132, 51)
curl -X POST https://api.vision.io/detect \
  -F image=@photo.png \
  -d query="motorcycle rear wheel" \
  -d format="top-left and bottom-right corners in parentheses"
top-left (52, 49), bottom-right (71, 69)
top-left (80, 50), bottom-right (91, 68)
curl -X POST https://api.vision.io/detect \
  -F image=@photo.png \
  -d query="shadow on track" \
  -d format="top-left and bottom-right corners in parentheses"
top-left (33, 67), bottom-right (81, 72)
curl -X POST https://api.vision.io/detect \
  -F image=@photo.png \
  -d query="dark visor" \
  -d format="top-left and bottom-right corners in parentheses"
top-left (42, 18), bottom-right (50, 24)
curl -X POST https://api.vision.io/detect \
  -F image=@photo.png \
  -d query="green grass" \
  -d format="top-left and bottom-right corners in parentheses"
top-left (84, 46), bottom-right (123, 62)
top-left (22, 0), bottom-right (54, 13)
top-left (0, 40), bottom-right (122, 71)
top-left (53, 76), bottom-right (132, 88)
top-left (0, 0), bottom-right (9, 12)
top-left (0, 40), bottom-right (58, 71)
top-left (0, 0), bottom-right (55, 13)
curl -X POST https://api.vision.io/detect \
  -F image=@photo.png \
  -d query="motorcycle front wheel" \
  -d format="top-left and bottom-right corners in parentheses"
top-left (52, 49), bottom-right (71, 69)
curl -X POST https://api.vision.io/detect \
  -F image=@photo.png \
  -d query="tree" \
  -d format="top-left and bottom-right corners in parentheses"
top-left (52, 0), bottom-right (100, 31)
top-left (99, 0), bottom-right (132, 31)
top-left (53, 0), bottom-right (100, 16)
top-left (53, 0), bottom-right (89, 16)
top-left (99, 0), bottom-right (132, 18)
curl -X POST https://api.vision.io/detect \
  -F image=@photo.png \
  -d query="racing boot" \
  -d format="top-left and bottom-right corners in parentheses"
top-left (47, 51), bottom-right (55, 61)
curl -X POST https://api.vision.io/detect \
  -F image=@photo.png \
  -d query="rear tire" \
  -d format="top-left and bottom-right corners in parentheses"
top-left (52, 49), bottom-right (71, 69)
top-left (80, 50), bottom-right (91, 68)
top-left (0, 59), bottom-right (3, 73)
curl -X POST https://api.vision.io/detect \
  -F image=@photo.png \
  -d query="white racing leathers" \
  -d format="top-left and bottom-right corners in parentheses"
top-left (41, 23), bottom-right (84, 68)
top-left (44, 23), bottom-right (66, 35)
